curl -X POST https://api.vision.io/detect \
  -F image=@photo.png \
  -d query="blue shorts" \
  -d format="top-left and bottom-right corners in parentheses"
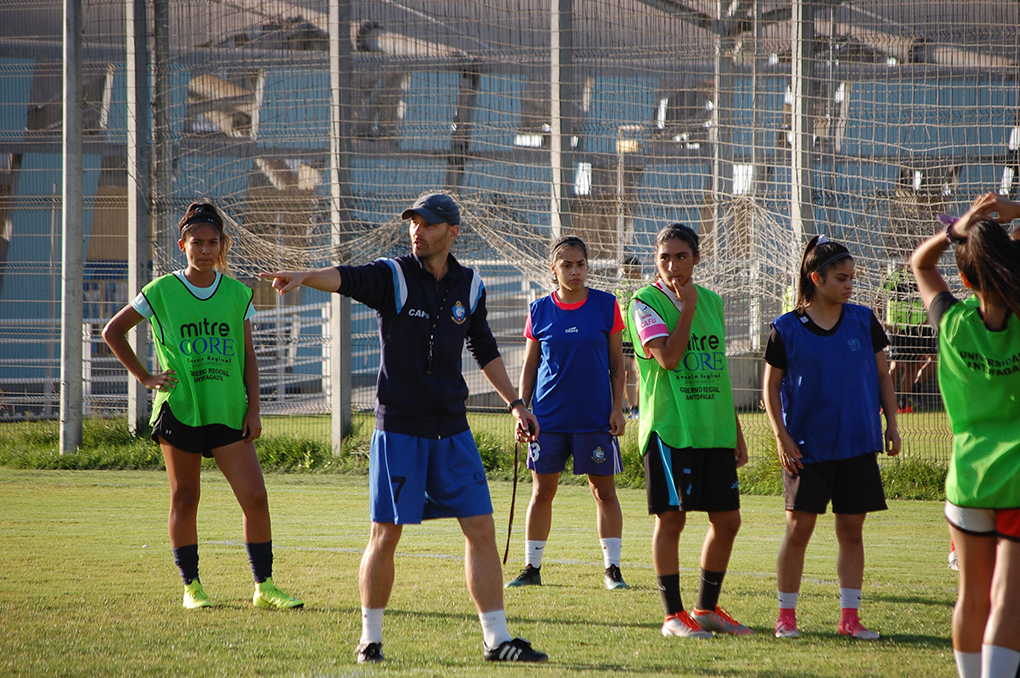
top-left (369, 429), bottom-right (493, 525)
top-left (527, 431), bottom-right (622, 476)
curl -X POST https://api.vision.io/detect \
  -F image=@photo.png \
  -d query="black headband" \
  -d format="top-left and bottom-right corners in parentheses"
top-left (179, 215), bottom-right (221, 234)
top-left (551, 236), bottom-right (587, 256)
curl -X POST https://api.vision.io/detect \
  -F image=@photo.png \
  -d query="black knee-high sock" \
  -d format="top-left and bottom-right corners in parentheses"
top-left (657, 574), bottom-right (684, 616)
top-left (696, 569), bottom-right (726, 612)
top-left (173, 544), bottom-right (199, 584)
top-left (245, 540), bottom-right (273, 583)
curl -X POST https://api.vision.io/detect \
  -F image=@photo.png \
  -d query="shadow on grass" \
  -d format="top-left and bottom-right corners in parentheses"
top-left (868, 592), bottom-right (955, 608)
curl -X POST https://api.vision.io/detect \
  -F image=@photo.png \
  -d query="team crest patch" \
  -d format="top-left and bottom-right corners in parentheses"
top-left (591, 446), bottom-right (606, 464)
top-left (451, 300), bottom-right (467, 324)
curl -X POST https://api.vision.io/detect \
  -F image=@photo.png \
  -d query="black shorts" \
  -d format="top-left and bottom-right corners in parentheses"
top-left (644, 433), bottom-right (740, 515)
top-left (151, 403), bottom-right (245, 458)
top-left (889, 326), bottom-right (936, 359)
top-left (784, 453), bottom-right (887, 515)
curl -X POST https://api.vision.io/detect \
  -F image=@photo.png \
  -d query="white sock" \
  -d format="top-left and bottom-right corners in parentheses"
top-left (777, 591), bottom-right (799, 610)
top-left (839, 587), bottom-right (862, 610)
top-left (525, 540), bottom-right (546, 569)
top-left (982, 645), bottom-right (1020, 678)
top-left (479, 609), bottom-right (512, 650)
top-left (954, 650), bottom-right (981, 678)
top-left (360, 607), bottom-right (384, 644)
top-left (600, 537), bottom-right (622, 568)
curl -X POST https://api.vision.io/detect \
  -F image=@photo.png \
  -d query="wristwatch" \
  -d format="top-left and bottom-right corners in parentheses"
top-left (507, 398), bottom-right (525, 413)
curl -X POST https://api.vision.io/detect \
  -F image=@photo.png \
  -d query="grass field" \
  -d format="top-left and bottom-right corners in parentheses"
top-left (0, 468), bottom-right (957, 677)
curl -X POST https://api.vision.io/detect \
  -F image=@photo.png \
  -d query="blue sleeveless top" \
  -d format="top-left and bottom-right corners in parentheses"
top-left (771, 303), bottom-right (883, 463)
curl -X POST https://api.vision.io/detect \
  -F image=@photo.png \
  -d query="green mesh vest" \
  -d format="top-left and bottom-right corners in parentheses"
top-left (142, 274), bottom-right (253, 429)
top-left (627, 283), bottom-right (737, 455)
top-left (938, 296), bottom-right (1020, 508)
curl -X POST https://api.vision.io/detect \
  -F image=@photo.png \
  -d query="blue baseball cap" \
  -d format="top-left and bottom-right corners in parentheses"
top-left (401, 193), bottom-right (460, 226)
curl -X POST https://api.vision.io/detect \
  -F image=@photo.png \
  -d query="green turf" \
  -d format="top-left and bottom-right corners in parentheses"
top-left (0, 468), bottom-right (957, 677)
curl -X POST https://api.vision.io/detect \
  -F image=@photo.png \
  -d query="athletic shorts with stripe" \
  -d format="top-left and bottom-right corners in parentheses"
top-left (369, 429), bottom-right (493, 525)
top-left (945, 501), bottom-right (1020, 542)
top-left (783, 452), bottom-right (887, 514)
top-left (643, 433), bottom-right (740, 515)
top-left (527, 431), bottom-right (622, 476)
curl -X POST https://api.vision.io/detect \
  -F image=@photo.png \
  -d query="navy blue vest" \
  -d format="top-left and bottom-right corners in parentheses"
top-left (772, 303), bottom-right (883, 463)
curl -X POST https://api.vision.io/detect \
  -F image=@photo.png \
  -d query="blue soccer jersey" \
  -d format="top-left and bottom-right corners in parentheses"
top-left (524, 288), bottom-right (624, 433)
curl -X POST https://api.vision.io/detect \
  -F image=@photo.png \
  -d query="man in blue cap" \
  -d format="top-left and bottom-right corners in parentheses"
top-left (262, 193), bottom-right (548, 665)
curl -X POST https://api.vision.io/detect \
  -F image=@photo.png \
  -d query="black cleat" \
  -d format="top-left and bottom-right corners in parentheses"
top-left (505, 565), bottom-right (542, 588)
top-left (355, 641), bottom-right (384, 664)
top-left (484, 637), bottom-right (549, 662)
top-left (604, 564), bottom-right (630, 590)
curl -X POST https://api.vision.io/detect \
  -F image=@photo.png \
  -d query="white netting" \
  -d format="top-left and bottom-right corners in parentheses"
top-left (1, 0), bottom-right (1018, 460)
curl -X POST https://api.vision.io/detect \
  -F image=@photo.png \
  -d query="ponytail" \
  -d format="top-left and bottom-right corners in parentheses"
top-left (796, 235), bottom-right (852, 310)
top-left (954, 220), bottom-right (1020, 321)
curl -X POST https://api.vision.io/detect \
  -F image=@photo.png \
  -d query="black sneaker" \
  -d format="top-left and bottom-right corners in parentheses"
top-left (604, 564), bottom-right (630, 590)
top-left (484, 637), bottom-right (549, 662)
top-left (355, 641), bottom-right (384, 664)
top-left (505, 565), bottom-right (542, 588)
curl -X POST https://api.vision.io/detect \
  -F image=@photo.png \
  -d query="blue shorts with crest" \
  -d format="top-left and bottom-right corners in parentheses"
top-left (527, 431), bottom-right (622, 476)
top-left (369, 429), bottom-right (493, 524)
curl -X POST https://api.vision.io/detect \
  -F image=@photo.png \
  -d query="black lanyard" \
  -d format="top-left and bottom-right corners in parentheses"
top-left (425, 280), bottom-right (451, 375)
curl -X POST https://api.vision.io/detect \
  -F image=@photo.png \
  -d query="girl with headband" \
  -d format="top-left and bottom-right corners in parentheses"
top-left (911, 192), bottom-right (1020, 678)
top-left (627, 223), bottom-right (752, 639)
top-left (506, 235), bottom-right (630, 590)
top-left (103, 202), bottom-right (303, 610)
top-left (763, 235), bottom-right (900, 640)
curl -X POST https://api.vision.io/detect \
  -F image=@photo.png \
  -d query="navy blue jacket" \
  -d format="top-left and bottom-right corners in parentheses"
top-left (336, 254), bottom-right (500, 438)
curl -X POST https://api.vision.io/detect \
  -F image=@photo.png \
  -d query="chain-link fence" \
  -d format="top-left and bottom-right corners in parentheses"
top-left (3, 0), bottom-right (1016, 464)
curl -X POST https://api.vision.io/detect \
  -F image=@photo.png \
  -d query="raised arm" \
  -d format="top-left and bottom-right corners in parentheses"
top-left (260, 267), bottom-right (342, 295)
top-left (644, 281), bottom-right (698, 371)
top-left (912, 192), bottom-right (1020, 310)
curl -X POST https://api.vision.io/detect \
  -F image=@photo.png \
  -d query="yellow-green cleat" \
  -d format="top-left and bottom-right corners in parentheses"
top-left (253, 577), bottom-right (303, 609)
top-left (183, 580), bottom-right (211, 609)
